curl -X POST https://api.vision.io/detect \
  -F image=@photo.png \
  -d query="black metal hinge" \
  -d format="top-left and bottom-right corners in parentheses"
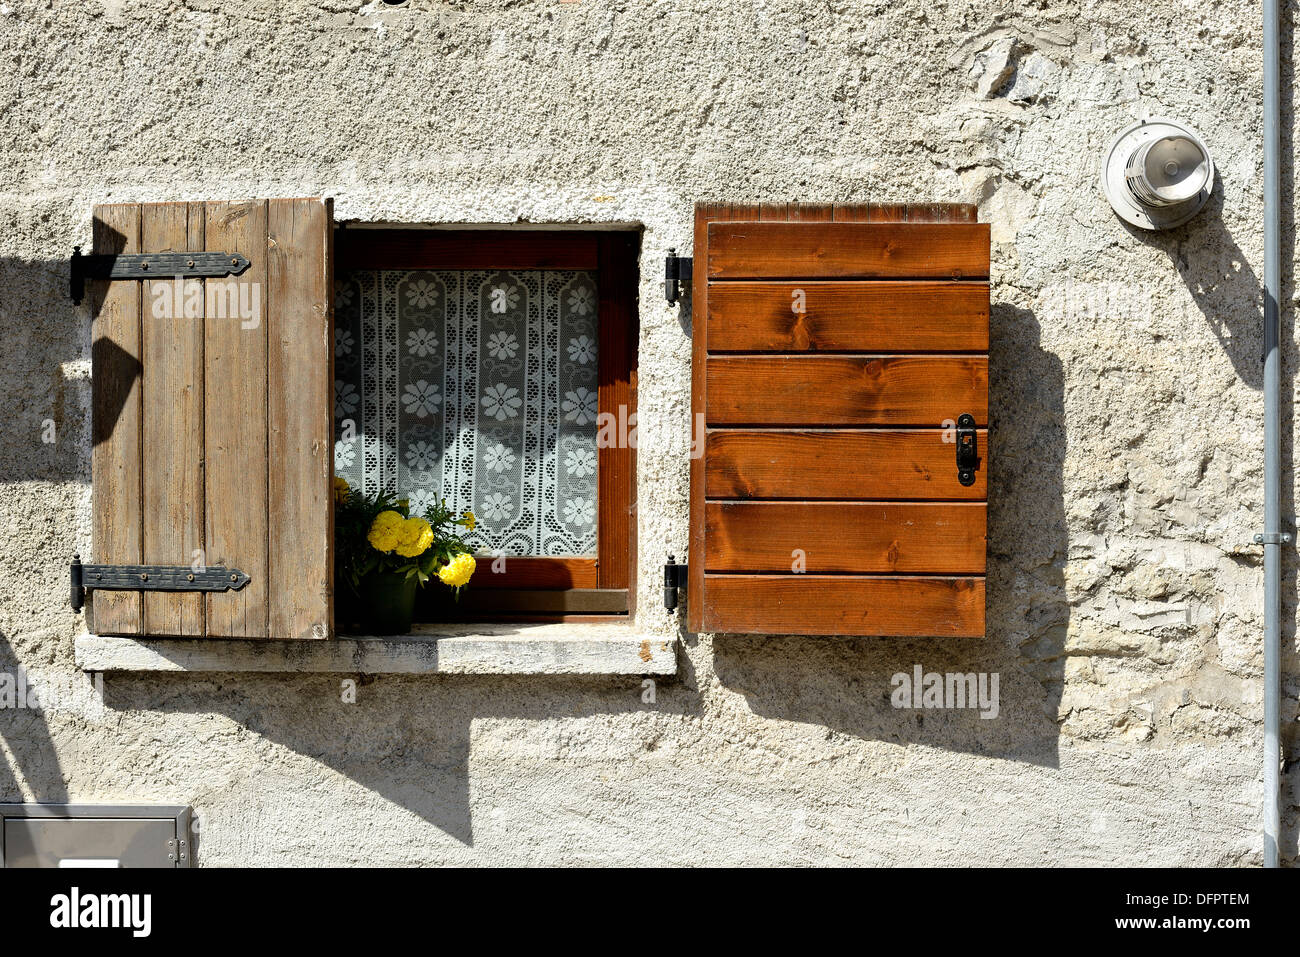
top-left (70, 247), bottom-right (251, 305)
top-left (956, 413), bottom-right (980, 486)
top-left (70, 554), bottom-right (250, 613)
top-left (664, 555), bottom-right (688, 611)
top-left (665, 251), bottom-right (693, 305)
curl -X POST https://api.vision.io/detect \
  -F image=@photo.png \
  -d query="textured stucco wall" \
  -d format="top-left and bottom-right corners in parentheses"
top-left (0, 0), bottom-right (1292, 864)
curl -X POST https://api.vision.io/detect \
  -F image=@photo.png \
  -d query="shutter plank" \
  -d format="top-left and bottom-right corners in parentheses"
top-left (90, 204), bottom-right (143, 635)
top-left (859, 203), bottom-right (978, 223)
top-left (267, 198), bottom-right (332, 639)
top-left (708, 222), bottom-right (990, 279)
top-left (688, 203), bottom-right (733, 632)
top-left (706, 429), bottom-right (987, 500)
top-left (866, 203), bottom-right (908, 223)
top-left (703, 575), bottom-right (985, 636)
top-left (906, 202), bottom-right (978, 223)
top-left (140, 202), bottom-right (204, 636)
top-left (706, 356), bottom-right (987, 426)
top-left (832, 204), bottom-right (871, 222)
top-left (707, 281), bottom-right (989, 352)
top-left (705, 501), bottom-right (986, 573)
top-left (204, 200), bottom-right (270, 638)
top-left (788, 202), bottom-right (833, 221)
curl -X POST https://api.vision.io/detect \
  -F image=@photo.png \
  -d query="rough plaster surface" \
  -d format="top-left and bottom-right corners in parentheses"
top-left (0, 0), bottom-right (1292, 865)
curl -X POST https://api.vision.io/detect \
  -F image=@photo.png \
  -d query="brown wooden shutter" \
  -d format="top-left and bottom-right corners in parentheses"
top-left (89, 198), bottom-right (333, 639)
top-left (688, 202), bottom-right (989, 637)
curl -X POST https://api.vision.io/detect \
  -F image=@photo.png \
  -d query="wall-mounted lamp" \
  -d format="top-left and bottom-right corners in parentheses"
top-left (1101, 118), bottom-right (1214, 230)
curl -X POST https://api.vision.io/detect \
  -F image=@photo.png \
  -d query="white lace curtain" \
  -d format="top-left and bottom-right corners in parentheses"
top-left (333, 269), bottom-right (599, 557)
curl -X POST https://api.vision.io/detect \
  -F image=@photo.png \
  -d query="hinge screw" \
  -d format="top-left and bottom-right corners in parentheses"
top-left (230, 573), bottom-right (237, 581)
top-left (187, 573), bottom-right (195, 581)
top-left (140, 573), bottom-right (148, 581)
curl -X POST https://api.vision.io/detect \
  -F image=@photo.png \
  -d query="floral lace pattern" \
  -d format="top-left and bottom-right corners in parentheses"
top-left (334, 269), bottom-right (599, 557)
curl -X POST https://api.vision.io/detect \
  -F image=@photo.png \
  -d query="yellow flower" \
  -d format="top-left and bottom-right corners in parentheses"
top-left (438, 553), bottom-right (476, 588)
top-left (367, 510), bottom-right (405, 553)
top-left (458, 510), bottom-right (477, 531)
top-left (394, 517), bottom-right (434, 558)
top-left (333, 477), bottom-right (350, 504)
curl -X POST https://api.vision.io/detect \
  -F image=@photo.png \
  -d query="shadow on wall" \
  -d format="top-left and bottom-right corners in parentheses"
top-left (1155, 183), bottom-right (1265, 389)
top-left (0, 256), bottom-right (93, 484)
top-left (0, 630), bottom-right (70, 806)
top-left (0, 218), bottom-right (136, 483)
top-left (0, 254), bottom-right (88, 804)
top-left (706, 303), bottom-right (1069, 767)
top-left (1132, 147), bottom-right (1297, 860)
top-left (98, 672), bottom-right (685, 852)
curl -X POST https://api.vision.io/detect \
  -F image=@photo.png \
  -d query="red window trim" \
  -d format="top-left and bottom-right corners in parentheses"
top-left (334, 228), bottom-right (639, 619)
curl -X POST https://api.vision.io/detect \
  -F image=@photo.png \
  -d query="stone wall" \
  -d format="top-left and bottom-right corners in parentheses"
top-left (0, 0), bottom-right (1285, 864)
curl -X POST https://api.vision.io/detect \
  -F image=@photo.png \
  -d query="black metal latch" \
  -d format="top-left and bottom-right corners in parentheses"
top-left (956, 413), bottom-right (980, 486)
top-left (70, 247), bottom-right (251, 305)
top-left (665, 251), bottom-right (693, 305)
top-left (70, 554), bottom-right (250, 612)
top-left (664, 555), bottom-right (688, 611)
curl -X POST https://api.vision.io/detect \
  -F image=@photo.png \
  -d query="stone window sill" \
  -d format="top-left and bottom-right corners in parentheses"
top-left (74, 623), bottom-right (677, 676)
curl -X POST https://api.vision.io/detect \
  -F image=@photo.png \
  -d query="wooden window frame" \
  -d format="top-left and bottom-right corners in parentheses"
top-left (334, 228), bottom-right (639, 622)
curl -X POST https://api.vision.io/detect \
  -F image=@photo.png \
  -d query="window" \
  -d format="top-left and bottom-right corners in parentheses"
top-left (81, 197), bottom-right (982, 643)
top-left (333, 229), bottom-right (639, 622)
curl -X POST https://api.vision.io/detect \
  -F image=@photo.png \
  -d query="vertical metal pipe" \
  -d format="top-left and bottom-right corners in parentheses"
top-left (1263, 0), bottom-right (1282, 869)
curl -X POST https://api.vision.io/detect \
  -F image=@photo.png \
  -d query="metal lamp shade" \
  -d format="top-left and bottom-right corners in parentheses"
top-left (1124, 135), bottom-right (1211, 207)
top-left (1102, 118), bottom-right (1214, 230)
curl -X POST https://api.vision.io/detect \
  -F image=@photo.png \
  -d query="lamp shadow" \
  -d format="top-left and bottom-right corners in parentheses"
top-left (1125, 162), bottom-right (1298, 862)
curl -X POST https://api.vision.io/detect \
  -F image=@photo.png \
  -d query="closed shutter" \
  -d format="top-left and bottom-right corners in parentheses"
top-left (688, 202), bottom-right (989, 636)
top-left (89, 198), bottom-right (333, 639)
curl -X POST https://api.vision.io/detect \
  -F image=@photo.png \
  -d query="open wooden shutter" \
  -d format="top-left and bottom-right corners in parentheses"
top-left (90, 199), bottom-right (333, 639)
top-left (688, 203), bottom-right (989, 636)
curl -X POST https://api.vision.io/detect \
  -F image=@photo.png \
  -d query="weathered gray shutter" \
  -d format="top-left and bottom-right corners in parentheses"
top-left (89, 198), bottom-right (333, 639)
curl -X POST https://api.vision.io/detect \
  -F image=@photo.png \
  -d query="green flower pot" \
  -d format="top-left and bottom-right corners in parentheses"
top-left (357, 570), bottom-right (418, 635)
top-left (335, 578), bottom-right (358, 633)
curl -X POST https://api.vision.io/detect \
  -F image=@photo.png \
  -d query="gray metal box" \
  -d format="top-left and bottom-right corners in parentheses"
top-left (0, 805), bottom-right (192, 868)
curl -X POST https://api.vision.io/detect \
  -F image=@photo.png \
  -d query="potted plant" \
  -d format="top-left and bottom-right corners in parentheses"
top-left (334, 478), bottom-right (477, 634)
